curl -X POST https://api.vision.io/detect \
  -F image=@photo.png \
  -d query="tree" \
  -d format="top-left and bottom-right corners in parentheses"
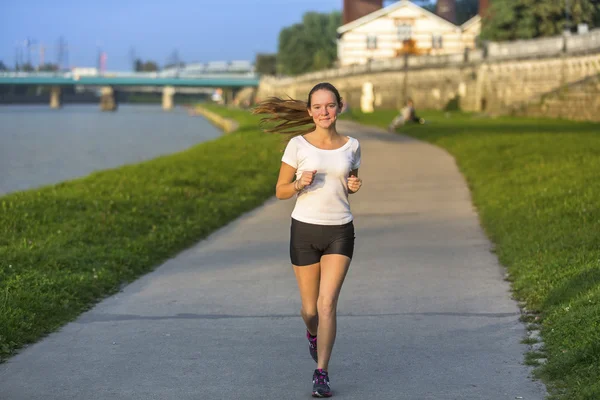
top-left (38, 63), bottom-right (59, 72)
top-left (134, 58), bottom-right (159, 72)
top-left (134, 58), bottom-right (144, 72)
top-left (277, 11), bottom-right (342, 76)
top-left (20, 63), bottom-right (34, 72)
top-left (142, 61), bottom-right (159, 72)
top-left (278, 23), bottom-right (312, 76)
top-left (480, 0), bottom-right (600, 41)
top-left (0, 60), bottom-right (7, 71)
top-left (255, 53), bottom-right (277, 76)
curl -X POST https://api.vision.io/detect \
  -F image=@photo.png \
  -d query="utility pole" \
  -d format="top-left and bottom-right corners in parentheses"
top-left (168, 49), bottom-right (182, 76)
top-left (15, 45), bottom-right (20, 71)
top-left (26, 38), bottom-right (37, 66)
top-left (64, 40), bottom-right (69, 71)
top-left (39, 43), bottom-right (45, 68)
top-left (57, 37), bottom-right (68, 71)
top-left (129, 47), bottom-right (137, 71)
top-left (565, 0), bottom-right (571, 34)
top-left (26, 39), bottom-right (31, 65)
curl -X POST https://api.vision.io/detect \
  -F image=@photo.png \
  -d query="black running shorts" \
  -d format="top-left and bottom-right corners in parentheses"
top-left (290, 218), bottom-right (355, 266)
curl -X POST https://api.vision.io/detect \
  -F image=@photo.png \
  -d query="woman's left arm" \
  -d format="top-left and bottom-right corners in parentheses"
top-left (348, 169), bottom-right (362, 194)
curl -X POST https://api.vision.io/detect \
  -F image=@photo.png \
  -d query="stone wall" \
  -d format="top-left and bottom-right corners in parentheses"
top-left (512, 74), bottom-right (600, 122)
top-left (477, 52), bottom-right (600, 114)
top-left (193, 105), bottom-right (239, 133)
top-left (257, 29), bottom-right (600, 119)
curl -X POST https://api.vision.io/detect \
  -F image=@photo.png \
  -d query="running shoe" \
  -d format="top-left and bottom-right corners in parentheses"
top-left (312, 369), bottom-right (332, 398)
top-left (307, 330), bottom-right (318, 363)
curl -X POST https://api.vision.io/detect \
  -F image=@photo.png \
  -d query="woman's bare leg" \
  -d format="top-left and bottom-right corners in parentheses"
top-left (293, 262), bottom-right (321, 335)
top-left (316, 254), bottom-right (351, 371)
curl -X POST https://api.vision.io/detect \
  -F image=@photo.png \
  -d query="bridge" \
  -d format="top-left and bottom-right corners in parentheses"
top-left (0, 65), bottom-right (260, 111)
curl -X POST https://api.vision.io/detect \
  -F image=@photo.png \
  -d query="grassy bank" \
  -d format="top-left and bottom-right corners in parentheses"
top-left (344, 109), bottom-right (600, 399)
top-left (0, 106), bottom-right (282, 361)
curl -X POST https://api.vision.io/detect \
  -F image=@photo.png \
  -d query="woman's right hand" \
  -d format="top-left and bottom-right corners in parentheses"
top-left (297, 170), bottom-right (317, 190)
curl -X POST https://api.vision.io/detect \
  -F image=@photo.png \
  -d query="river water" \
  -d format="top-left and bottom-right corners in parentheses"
top-left (0, 104), bottom-right (222, 196)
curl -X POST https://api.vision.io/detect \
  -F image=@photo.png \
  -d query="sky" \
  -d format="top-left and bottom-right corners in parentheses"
top-left (2, 0), bottom-right (434, 71)
top-left (1, 0), bottom-right (346, 71)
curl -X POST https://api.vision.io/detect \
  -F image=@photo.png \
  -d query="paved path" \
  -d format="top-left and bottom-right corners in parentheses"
top-left (0, 121), bottom-right (547, 399)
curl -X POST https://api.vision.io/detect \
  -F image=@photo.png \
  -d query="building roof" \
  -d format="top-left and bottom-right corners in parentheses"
top-left (337, 0), bottom-right (463, 35)
top-left (460, 14), bottom-right (481, 31)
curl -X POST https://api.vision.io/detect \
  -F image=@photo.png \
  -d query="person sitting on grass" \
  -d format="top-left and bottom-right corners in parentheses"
top-left (388, 98), bottom-right (425, 132)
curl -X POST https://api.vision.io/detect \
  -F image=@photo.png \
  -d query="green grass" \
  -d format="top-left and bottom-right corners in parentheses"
top-left (0, 106), bottom-right (283, 361)
top-left (343, 109), bottom-right (600, 400)
top-left (522, 337), bottom-right (539, 345)
top-left (525, 351), bottom-right (548, 366)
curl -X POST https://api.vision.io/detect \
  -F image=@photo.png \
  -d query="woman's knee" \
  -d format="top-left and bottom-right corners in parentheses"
top-left (317, 297), bottom-right (337, 318)
top-left (301, 305), bottom-right (318, 320)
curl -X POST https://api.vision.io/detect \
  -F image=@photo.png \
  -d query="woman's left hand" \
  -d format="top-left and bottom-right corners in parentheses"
top-left (348, 175), bottom-right (362, 193)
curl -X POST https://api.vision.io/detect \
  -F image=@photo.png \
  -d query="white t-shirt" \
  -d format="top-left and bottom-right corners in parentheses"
top-left (281, 135), bottom-right (361, 225)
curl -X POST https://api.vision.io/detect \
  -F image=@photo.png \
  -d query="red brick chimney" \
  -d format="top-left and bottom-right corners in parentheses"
top-left (343, 0), bottom-right (384, 25)
top-left (479, 0), bottom-right (490, 17)
top-left (436, 0), bottom-right (457, 24)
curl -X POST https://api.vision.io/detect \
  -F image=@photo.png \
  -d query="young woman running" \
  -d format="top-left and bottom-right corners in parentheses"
top-left (254, 82), bottom-right (363, 397)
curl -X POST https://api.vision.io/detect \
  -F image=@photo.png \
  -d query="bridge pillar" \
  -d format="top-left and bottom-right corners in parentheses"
top-left (360, 82), bottom-right (375, 113)
top-left (223, 88), bottom-right (234, 105)
top-left (50, 86), bottom-right (62, 109)
top-left (100, 87), bottom-right (118, 112)
top-left (162, 86), bottom-right (176, 111)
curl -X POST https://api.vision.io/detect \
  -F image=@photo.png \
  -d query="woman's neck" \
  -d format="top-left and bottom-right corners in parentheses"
top-left (311, 125), bottom-right (338, 140)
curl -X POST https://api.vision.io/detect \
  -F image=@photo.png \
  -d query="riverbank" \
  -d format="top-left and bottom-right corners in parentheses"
top-left (0, 93), bottom-right (208, 105)
top-left (343, 109), bottom-right (600, 400)
top-left (0, 106), bottom-right (282, 362)
top-left (188, 104), bottom-right (239, 133)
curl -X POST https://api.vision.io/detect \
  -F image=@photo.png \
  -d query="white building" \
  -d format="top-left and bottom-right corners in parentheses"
top-left (337, 0), bottom-right (481, 66)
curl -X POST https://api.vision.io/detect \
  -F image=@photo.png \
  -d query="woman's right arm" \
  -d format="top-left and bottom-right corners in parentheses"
top-left (276, 162), bottom-right (300, 200)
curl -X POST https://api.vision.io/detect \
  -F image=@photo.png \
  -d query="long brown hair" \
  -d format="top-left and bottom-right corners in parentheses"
top-left (253, 83), bottom-right (343, 136)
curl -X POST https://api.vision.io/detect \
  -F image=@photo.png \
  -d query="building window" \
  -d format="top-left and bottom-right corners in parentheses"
top-left (397, 24), bottom-right (412, 41)
top-left (432, 34), bottom-right (443, 49)
top-left (366, 35), bottom-right (378, 49)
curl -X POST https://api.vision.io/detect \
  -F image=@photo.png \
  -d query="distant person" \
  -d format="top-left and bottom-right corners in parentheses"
top-left (388, 98), bottom-right (425, 131)
top-left (253, 82), bottom-right (362, 398)
top-left (340, 101), bottom-right (350, 115)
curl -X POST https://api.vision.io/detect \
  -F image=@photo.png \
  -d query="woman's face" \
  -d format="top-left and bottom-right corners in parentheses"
top-left (308, 89), bottom-right (340, 129)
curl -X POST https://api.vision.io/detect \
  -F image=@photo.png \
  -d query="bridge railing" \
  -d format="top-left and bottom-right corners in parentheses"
top-left (0, 71), bottom-right (69, 78)
top-left (0, 71), bottom-right (258, 80)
